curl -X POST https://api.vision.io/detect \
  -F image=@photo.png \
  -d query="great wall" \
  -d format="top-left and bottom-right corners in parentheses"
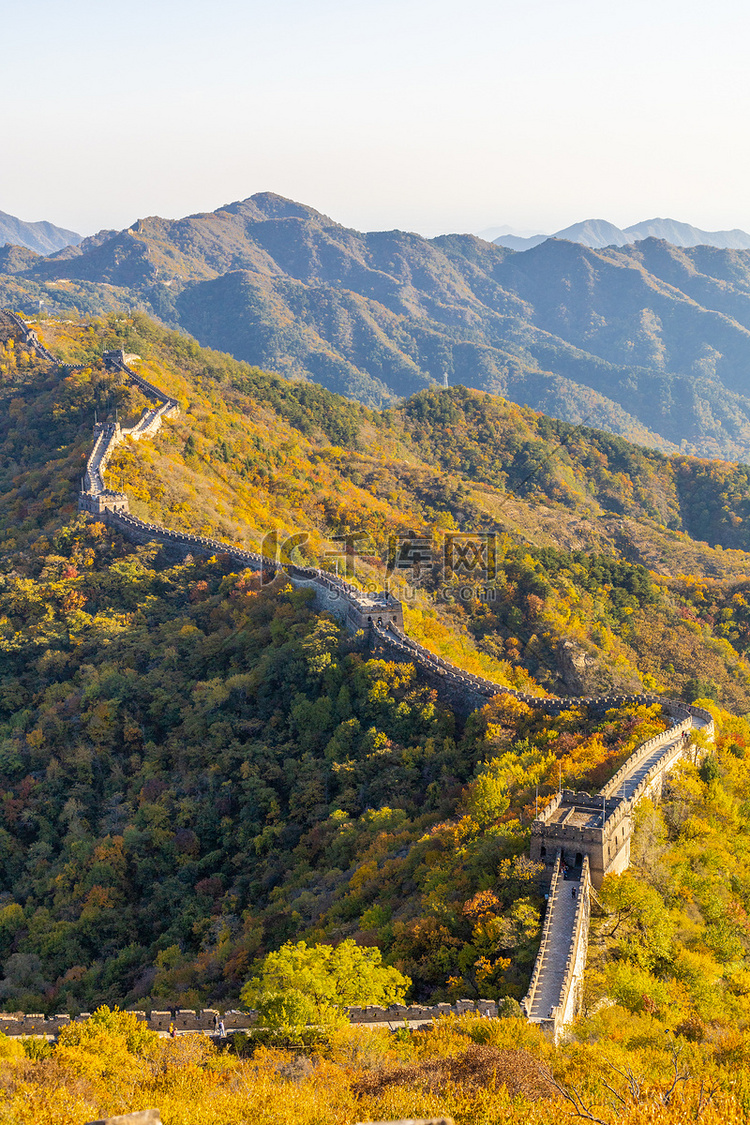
top-left (0, 310), bottom-right (717, 1041)
top-left (0, 997), bottom-right (501, 1040)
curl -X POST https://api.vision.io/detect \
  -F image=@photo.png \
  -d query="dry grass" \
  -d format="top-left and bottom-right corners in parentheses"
top-left (353, 1044), bottom-right (556, 1102)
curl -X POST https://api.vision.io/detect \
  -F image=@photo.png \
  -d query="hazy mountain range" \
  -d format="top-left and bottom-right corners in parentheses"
top-left (486, 217), bottom-right (750, 252)
top-left (8, 193), bottom-right (750, 459)
top-left (0, 209), bottom-right (81, 255)
top-left (4, 204), bottom-right (748, 258)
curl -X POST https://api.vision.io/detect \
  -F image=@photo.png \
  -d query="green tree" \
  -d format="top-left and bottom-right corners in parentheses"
top-left (598, 871), bottom-right (674, 969)
top-left (240, 939), bottom-right (410, 1031)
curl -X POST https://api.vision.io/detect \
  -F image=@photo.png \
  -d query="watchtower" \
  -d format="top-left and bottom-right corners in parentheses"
top-left (530, 789), bottom-right (631, 888)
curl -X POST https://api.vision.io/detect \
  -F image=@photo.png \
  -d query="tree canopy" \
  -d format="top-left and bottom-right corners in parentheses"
top-left (240, 939), bottom-right (410, 1030)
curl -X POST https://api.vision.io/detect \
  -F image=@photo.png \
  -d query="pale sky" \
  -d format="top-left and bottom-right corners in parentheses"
top-left (3, 0), bottom-right (750, 238)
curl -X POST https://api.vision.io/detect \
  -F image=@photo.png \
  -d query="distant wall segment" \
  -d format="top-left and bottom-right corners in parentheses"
top-left (0, 308), bottom-right (60, 367)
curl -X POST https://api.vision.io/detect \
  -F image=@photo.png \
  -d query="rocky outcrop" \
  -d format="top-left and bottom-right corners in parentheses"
top-left (556, 639), bottom-right (600, 694)
top-left (555, 638), bottom-right (640, 696)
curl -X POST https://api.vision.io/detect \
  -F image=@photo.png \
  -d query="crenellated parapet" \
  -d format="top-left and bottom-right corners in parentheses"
top-left (347, 998), bottom-right (497, 1023)
top-left (530, 791), bottom-right (630, 888)
top-left (0, 999), bottom-right (497, 1037)
top-left (0, 1008), bottom-right (255, 1037)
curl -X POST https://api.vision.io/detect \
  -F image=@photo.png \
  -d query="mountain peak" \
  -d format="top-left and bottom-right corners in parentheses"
top-left (221, 193), bottom-right (336, 226)
top-left (623, 217), bottom-right (750, 249)
top-left (552, 219), bottom-right (630, 249)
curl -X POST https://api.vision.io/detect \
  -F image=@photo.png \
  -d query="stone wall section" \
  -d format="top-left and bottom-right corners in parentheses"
top-left (370, 621), bottom-right (694, 724)
top-left (0, 308), bottom-right (59, 366)
top-left (0, 999), bottom-right (498, 1037)
top-left (73, 349), bottom-right (403, 631)
top-left (78, 354), bottom-right (179, 517)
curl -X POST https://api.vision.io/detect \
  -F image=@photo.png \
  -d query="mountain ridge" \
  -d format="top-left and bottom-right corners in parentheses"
top-left (8, 194), bottom-right (750, 458)
top-left (0, 208), bottom-right (82, 255)
top-left (491, 216), bottom-right (750, 251)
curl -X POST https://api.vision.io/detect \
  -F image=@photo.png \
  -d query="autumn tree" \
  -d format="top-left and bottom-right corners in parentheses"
top-left (240, 939), bottom-right (410, 1031)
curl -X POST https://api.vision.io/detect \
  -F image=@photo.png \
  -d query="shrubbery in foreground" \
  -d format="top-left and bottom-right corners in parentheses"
top-left (1, 1006), bottom-right (748, 1125)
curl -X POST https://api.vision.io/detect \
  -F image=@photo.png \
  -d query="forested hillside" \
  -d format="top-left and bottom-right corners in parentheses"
top-left (1, 312), bottom-right (750, 1023)
top-left (7, 195), bottom-right (750, 459)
